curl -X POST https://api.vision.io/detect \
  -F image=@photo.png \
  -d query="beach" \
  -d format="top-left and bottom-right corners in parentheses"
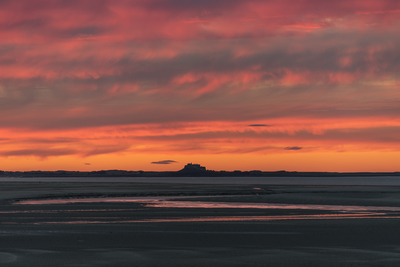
top-left (2, 178), bottom-right (400, 266)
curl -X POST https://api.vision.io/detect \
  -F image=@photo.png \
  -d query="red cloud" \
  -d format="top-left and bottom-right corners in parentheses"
top-left (0, 0), bottom-right (400, 171)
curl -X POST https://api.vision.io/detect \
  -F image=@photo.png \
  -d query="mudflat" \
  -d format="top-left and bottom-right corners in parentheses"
top-left (1, 180), bottom-right (400, 266)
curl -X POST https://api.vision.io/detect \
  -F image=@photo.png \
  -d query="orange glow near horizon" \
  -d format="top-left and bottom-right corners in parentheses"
top-left (0, 1), bottom-right (400, 172)
top-left (1, 151), bottom-right (400, 172)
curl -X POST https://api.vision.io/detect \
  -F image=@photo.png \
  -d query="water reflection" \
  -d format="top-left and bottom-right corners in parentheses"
top-left (16, 196), bottom-right (167, 205)
top-left (3, 212), bottom-right (398, 225)
top-left (9, 196), bottom-right (400, 225)
top-left (0, 208), bottom-right (138, 214)
top-left (15, 197), bottom-right (400, 212)
top-left (145, 201), bottom-right (400, 212)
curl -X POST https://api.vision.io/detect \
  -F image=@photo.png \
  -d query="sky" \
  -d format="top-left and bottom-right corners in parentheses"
top-left (1, 0), bottom-right (400, 172)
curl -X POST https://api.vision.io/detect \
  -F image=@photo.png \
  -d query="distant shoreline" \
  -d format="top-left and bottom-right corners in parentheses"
top-left (1, 169), bottom-right (400, 178)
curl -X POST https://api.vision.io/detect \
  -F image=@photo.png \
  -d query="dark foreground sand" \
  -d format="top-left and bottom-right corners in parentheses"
top-left (2, 181), bottom-right (400, 266)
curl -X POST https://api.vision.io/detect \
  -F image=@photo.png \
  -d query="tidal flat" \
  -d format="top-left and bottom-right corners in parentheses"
top-left (2, 178), bottom-right (400, 266)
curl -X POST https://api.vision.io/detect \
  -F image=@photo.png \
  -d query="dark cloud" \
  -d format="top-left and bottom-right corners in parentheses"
top-left (146, 0), bottom-right (242, 9)
top-left (19, 138), bottom-right (77, 144)
top-left (1, 94), bottom-right (400, 132)
top-left (144, 0), bottom-right (244, 15)
top-left (58, 25), bottom-right (106, 38)
top-left (151, 160), bottom-right (177, 164)
top-left (248, 124), bottom-right (271, 127)
top-left (143, 0), bottom-right (400, 20)
top-left (284, 146), bottom-right (303, 150)
top-left (84, 163), bottom-right (91, 165)
top-left (2, 18), bottom-right (48, 31)
top-left (0, 148), bottom-right (77, 157)
top-left (81, 145), bottom-right (131, 157)
top-left (121, 126), bottom-right (400, 145)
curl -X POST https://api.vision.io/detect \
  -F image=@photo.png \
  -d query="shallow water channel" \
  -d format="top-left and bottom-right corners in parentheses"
top-left (12, 196), bottom-right (400, 223)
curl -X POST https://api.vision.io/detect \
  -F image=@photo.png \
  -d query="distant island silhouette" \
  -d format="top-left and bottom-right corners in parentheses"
top-left (0, 163), bottom-right (399, 177)
top-left (179, 163), bottom-right (207, 173)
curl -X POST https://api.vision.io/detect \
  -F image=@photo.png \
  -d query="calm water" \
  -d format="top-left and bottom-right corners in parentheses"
top-left (15, 197), bottom-right (400, 212)
top-left (11, 197), bottom-right (400, 224)
top-left (6, 177), bottom-right (400, 225)
top-left (1, 176), bottom-right (400, 186)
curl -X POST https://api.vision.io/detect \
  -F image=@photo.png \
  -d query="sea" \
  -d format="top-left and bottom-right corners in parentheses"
top-left (1, 176), bottom-right (400, 186)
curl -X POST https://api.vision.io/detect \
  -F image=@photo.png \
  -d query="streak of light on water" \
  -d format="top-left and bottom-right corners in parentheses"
top-left (14, 197), bottom-right (400, 212)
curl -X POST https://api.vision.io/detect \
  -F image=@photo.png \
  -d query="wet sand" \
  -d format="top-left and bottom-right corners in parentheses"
top-left (2, 181), bottom-right (400, 266)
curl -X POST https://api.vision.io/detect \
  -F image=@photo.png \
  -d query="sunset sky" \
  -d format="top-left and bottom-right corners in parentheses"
top-left (1, 0), bottom-right (400, 172)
